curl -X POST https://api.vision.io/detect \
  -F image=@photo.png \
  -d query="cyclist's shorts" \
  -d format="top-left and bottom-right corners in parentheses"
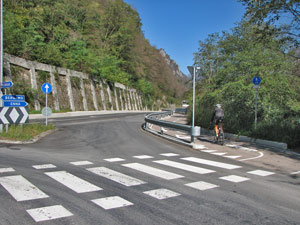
top-left (215, 117), bottom-right (224, 125)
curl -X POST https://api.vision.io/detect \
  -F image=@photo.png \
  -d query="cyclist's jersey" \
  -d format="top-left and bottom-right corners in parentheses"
top-left (211, 107), bottom-right (224, 123)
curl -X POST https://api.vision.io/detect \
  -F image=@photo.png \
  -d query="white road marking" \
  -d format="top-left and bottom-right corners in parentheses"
top-left (201, 150), bottom-right (218, 153)
top-left (104, 158), bottom-right (125, 162)
top-left (92, 196), bottom-right (133, 210)
top-left (144, 188), bottom-right (181, 199)
top-left (239, 152), bottom-right (264, 161)
top-left (181, 157), bottom-right (242, 170)
top-left (192, 144), bottom-right (207, 150)
top-left (226, 144), bottom-right (258, 152)
top-left (0, 168), bottom-right (15, 173)
top-left (45, 171), bottom-right (102, 193)
top-left (154, 160), bottom-right (215, 174)
top-left (247, 170), bottom-right (275, 176)
top-left (160, 153), bottom-right (179, 157)
top-left (175, 135), bottom-right (191, 140)
top-left (122, 163), bottom-right (184, 180)
top-left (211, 152), bottom-right (227, 156)
top-left (27, 205), bottom-right (73, 222)
top-left (0, 175), bottom-right (49, 201)
top-left (224, 155), bottom-right (241, 159)
top-left (291, 171), bottom-right (300, 175)
top-left (87, 167), bottom-right (146, 186)
top-left (220, 175), bottom-right (250, 183)
top-left (70, 161), bottom-right (93, 166)
top-left (32, 164), bottom-right (56, 169)
top-left (133, 155), bottom-right (154, 159)
top-left (185, 181), bottom-right (219, 191)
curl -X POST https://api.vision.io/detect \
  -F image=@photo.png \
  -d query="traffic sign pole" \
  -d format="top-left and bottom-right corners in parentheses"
top-left (252, 76), bottom-right (261, 129)
top-left (42, 83), bottom-right (52, 126)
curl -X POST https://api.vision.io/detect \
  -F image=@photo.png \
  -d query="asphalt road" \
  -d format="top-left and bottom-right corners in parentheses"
top-left (0, 113), bottom-right (299, 225)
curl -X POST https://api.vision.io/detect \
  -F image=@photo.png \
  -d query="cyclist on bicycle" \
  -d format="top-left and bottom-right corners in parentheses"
top-left (210, 104), bottom-right (224, 137)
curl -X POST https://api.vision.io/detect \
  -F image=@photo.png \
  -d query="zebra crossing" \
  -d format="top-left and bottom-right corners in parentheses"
top-left (0, 152), bottom-right (275, 223)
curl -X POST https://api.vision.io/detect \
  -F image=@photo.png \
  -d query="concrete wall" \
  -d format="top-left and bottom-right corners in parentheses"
top-left (4, 54), bottom-right (145, 112)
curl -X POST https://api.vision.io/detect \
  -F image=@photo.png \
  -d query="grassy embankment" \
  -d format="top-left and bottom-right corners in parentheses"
top-left (0, 124), bottom-right (56, 141)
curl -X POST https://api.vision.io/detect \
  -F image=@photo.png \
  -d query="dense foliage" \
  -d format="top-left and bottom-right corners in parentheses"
top-left (189, 6), bottom-right (300, 148)
top-left (3, 0), bottom-right (187, 107)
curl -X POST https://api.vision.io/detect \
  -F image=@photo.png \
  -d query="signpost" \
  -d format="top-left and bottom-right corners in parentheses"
top-left (252, 76), bottom-right (261, 129)
top-left (3, 101), bottom-right (28, 107)
top-left (2, 95), bottom-right (25, 101)
top-left (0, 81), bottom-right (13, 88)
top-left (41, 83), bottom-right (52, 126)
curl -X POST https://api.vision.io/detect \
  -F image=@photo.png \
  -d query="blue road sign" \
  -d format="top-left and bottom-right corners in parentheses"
top-left (41, 83), bottom-right (52, 94)
top-left (0, 81), bottom-right (13, 88)
top-left (2, 95), bottom-right (25, 101)
top-left (3, 101), bottom-right (28, 107)
top-left (252, 77), bottom-right (261, 85)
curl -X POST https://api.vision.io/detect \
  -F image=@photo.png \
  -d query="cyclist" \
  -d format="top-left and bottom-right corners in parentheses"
top-left (210, 104), bottom-right (224, 138)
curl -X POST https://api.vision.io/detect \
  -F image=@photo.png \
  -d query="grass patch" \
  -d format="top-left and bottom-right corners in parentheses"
top-left (0, 123), bottom-right (56, 141)
top-left (29, 109), bottom-right (72, 114)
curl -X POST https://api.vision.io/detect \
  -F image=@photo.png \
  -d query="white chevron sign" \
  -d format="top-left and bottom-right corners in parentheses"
top-left (0, 107), bottom-right (29, 124)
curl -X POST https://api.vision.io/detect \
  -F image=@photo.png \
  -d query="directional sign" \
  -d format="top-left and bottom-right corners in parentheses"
top-left (42, 107), bottom-right (52, 117)
top-left (0, 81), bottom-right (13, 88)
top-left (3, 101), bottom-right (28, 107)
top-left (42, 83), bottom-right (52, 94)
top-left (2, 95), bottom-right (25, 101)
top-left (252, 76), bottom-right (261, 85)
top-left (0, 107), bottom-right (29, 124)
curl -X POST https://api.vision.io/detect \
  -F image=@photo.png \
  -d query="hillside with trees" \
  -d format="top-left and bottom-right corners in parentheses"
top-left (188, 0), bottom-right (300, 149)
top-left (3, 0), bottom-right (188, 107)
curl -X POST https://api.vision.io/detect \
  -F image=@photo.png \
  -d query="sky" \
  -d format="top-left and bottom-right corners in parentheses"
top-left (123, 0), bottom-right (246, 75)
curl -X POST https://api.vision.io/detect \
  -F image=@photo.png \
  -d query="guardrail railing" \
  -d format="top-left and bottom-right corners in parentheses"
top-left (144, 109), bottom-right (200, 143)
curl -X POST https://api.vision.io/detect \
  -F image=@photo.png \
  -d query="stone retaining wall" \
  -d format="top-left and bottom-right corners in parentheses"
top-left (4, 54), bottom-right (147, 112)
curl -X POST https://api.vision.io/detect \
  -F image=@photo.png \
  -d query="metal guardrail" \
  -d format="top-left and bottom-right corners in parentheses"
top-left (144, 110), bottom-right (200, 137)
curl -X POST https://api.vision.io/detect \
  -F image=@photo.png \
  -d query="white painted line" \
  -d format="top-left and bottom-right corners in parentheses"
top-left (175, 135), bottom-right (190, 140)
top-left (185, 181), bottom-right (219, 191)
top-left (70, 161), bottom-right (93, 166)
top-left (220, 175), bottom-right (250, 183)
top-left (0, 175), bottom-right (49, 201)
top-left (201, 150), bottom-right (218, 153)
top-left (226, 144), bottom-right (257, 152)
top-left (122, 163), bottom-right (184, 180)
top-left (0, 168), bottom-right (15, 173)
top-left (160, 153), bottom-right (179, 157)
top-left (144, 188), bottom-right (181, 200)
top-left (104, 158), bottom-right (125, 162)
top-left (239, 152), bottom-right (264, 161)
top-left (27, 205), bottom-right (73, 222)
top-left (192, 144), bottom-right (207, 150)
top-left (181, 157), bottom-right (242, 170)
top-left (133, 155), bottom-right (154, 159)
top-left (87, 167), bottom-right (146, 186)
top-left (291, 171), bottom-right (300, 175)
top-left (224, 155), bottom-right (241, 159)
top-left (211, 152), bottom-right (227, 156)
top-left (45, 171), bottom-right (102, 193)
top-left (92, 196), bottom-right (133, 210)
top-left (247, 170), bottom-right (275, 176)
top-left (32, 164), bottom-right (56, 169)
top-left (154, 160), bottom-right (215, 174)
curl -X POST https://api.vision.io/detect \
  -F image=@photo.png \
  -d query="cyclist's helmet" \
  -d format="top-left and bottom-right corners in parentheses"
top-left (216, 104), bottom-right (221, 108)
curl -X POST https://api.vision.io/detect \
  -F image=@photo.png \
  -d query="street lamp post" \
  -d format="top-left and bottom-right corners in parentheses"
top-left (187, 66), bottom-right (200, 143)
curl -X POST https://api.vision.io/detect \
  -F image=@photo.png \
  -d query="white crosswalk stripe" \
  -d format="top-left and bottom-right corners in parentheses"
top-left (87, 167), bottom-right (146, 186)
top-left (104, 158), bottom-right (125, 162)
top-left (181, 157), bottom-right (242, 170)
top-left (0, 175), bottom-right (49, 201)
top-left (27, 205), bottom-right (73, 222)
top-left (92, 196), bottom-right (133, 210)
top-left (185, 181), bottom-right (219, 191)
top-left (224, 155), bottom-right (241, 159)
top-left (70, 161), bottom-right (93, 166)
top-left (247, 170), bottom-right (275, 176)
top-left (133, 155), bottom-right (154, 159)
top-left (144, 188), bottom-right (180, 199)
top-left (220, 175), bottom-right (250, 183)
top-left (0, 168), bottom-right (15, 173)
top-left (33, 164), bottom-right (57, 169)
top-left (160, 153), bottom-right (180, 157)
top-left (45, 171), bottom-right (102, 193)
top-left (122, 163), bottom-right (184, 180)
top-left (154, 160), bottom-right (215, 174)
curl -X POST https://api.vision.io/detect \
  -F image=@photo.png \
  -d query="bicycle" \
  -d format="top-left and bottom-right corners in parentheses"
top-left (214, 119), bottom-right (224, 145)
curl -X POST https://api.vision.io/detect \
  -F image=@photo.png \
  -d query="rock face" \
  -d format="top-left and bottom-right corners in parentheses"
top-left (159, 49), bottom-right (189, 82)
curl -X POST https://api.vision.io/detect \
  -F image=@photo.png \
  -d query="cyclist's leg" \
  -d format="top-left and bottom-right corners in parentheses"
top-left (215, 124), bottom-right (219, 136)
top-left (219, 121), bottom-right (223, 134)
